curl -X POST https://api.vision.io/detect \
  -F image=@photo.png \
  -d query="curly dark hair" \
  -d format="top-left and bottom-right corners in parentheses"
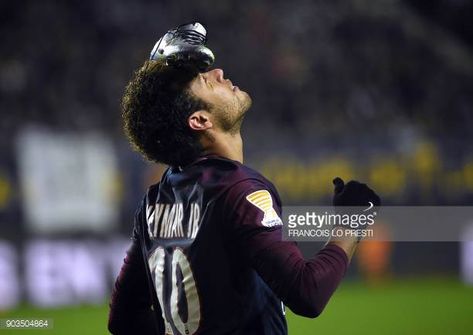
top-left (122, 60), bottom-right (209, 166)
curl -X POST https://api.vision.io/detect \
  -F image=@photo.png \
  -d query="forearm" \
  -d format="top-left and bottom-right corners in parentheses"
top-left (326, 227), bottom-right (360, 261)
top-left (252, 240), bottom-right (348, 318)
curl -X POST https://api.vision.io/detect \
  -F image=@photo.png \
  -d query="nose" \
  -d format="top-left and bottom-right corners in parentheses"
top-left (207, 68), bottom-right (224, 82)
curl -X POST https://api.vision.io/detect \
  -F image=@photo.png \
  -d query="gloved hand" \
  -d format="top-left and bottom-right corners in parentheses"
top-left (332, 178), bottom-right (380, 242)
top-left (332, 177), bottom-right (381, 207)
top-left (150, 22), bottom-right (215, 72)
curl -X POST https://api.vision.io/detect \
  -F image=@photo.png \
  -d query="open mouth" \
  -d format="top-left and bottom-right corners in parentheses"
top-left (227, 80), bottom-right (238, 91)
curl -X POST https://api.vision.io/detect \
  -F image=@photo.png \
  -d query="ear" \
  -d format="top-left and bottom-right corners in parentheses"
top-left (188, 111), bottom-right (213, 131)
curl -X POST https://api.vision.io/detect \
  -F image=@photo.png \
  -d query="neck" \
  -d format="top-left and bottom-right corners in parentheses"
top-left (202, 131), bottom-right (243, 163)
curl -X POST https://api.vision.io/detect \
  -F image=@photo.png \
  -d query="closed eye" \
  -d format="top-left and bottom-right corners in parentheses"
top-left (201, 75), bottom-right (214, 89)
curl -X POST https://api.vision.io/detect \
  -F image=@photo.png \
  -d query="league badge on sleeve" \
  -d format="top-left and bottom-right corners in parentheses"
top-left (246, 190), bottom-right (283, 227)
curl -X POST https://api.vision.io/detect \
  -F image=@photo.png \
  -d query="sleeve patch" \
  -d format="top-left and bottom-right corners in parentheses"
top-left (245, 190), bottom-right (283, 227)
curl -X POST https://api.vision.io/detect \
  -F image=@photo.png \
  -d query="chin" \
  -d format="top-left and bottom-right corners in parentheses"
top-left (239, 90), bottom-right (252, 112)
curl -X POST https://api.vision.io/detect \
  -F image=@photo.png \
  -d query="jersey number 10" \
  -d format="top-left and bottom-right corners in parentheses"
top-left (148, 247), bottom-right (201, 335)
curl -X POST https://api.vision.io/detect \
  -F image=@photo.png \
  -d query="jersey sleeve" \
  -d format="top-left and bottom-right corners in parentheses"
top-left (222, 179), bottom-right (349, 318)
top-left (108, 199), bottom-right (163, 335)
top-left (108, 238), bottom-right (160, 334)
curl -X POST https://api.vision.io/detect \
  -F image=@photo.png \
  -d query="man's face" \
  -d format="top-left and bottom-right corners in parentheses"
top-left (188, 68), bottom-right (252, 133)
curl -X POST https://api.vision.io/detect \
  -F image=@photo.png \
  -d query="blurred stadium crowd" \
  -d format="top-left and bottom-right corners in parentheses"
top-left (0, 0), bottom-right (472, 309)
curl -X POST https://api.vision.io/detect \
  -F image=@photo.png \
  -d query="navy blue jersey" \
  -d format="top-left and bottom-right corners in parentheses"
top-left (134, 156), bottom-right (287, 335)
top-left (109, 155), bottom-right (349, 335)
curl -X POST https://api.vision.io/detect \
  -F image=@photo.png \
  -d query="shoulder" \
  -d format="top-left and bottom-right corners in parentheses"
top-left (140, 156), bottom-right (281, 209)
top-left (210, 159), bottom-right (282, 220)
top-left (202, 156), bottom-right (278, 191)
top-left (205, 157), bottom-right (281, 207)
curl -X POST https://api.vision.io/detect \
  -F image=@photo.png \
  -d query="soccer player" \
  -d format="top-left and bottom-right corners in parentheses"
top-left (108, 23), bottom-right (380, 335)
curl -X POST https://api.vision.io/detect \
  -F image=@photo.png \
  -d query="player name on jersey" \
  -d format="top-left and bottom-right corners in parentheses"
top-left (146, 202), bottom-right (201, 239)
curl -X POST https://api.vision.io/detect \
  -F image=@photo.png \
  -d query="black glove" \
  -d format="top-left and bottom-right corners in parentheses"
top-left (150, 22), bottom-right (215, 72)
top-left (332, 177), bottom-right (381, 207)
top-left (332, 178), bottom-right (380, 242)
